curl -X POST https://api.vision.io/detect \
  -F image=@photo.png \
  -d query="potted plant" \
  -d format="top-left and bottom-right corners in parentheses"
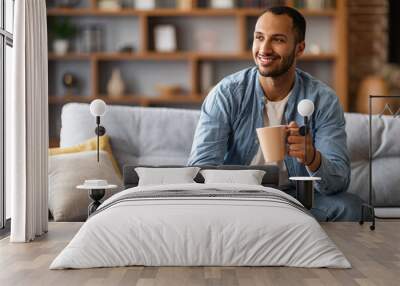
top-left (49, 18), bottom-right (77, 55)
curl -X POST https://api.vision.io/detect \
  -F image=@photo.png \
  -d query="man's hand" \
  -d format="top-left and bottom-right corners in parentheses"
top-left (287, 121), bottom-right (321, 171)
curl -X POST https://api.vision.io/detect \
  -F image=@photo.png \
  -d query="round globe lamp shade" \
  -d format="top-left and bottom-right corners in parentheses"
top-left (90, 99), bottom-right (107, 117)
top-left (297, 99), bottom-right (315, 117)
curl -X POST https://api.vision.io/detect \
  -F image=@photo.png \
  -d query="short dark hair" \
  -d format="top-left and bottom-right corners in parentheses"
top-left (260, 6), bottom-right (306, 43)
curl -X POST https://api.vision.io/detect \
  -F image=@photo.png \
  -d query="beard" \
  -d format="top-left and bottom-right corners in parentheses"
top-left (257, 48), bottom-right (296, 78)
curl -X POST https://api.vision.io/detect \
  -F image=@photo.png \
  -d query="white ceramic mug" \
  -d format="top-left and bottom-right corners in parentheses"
top-left (256, 125), bottom-right (287, 162)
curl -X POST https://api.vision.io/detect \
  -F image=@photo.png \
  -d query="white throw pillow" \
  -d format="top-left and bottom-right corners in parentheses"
top-left (200, 169), bottom-right (266, 185)
top-left (135, 167), bottom-right (200, 186)
top-left (49, 150), bottom-right (122, 222)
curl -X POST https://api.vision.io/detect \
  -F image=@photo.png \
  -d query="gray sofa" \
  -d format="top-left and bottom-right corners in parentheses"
top-left (60, 103), bottom-right (400, 208)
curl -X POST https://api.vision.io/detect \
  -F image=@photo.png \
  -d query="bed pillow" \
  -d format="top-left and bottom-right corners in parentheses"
top-left (135, 167), bottom-right (200, 186)
top-left (49, 135), bottom-right (121, 178)
top-left (49, 150), bottom-right (122, 222)
top-left (124, 165), bottom-right (279, 189)
top-left (200, 169), bottom-right (266, 185)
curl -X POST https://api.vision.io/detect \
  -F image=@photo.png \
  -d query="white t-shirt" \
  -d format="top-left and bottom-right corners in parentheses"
top-left (250, 91), bottom-right (292, 186)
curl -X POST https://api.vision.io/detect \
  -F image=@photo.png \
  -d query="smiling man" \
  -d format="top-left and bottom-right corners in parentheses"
top-left (187, 6), bottom-right (362, 221)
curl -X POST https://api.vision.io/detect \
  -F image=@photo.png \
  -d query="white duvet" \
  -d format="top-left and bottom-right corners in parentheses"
top-left (50, 183), bottom-right (351, 269)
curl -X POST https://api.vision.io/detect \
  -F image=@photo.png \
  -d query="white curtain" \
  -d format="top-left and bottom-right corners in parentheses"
top-left (7, 0), bottom-right (48, 242)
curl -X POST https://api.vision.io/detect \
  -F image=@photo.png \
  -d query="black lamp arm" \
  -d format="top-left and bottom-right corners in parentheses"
top-left (304, 116), bottom-right (308, 165)
top-left (298, 116), bottom-right (309, 165)
top-left (94, 116), bottom-right (106, 162)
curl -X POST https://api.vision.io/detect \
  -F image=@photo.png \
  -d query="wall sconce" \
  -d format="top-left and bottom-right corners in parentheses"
top-left (89, 99), bottom-right (107, 162)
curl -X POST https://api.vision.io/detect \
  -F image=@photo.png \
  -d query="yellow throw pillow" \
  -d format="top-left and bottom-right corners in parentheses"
top-left (49, 135), bottom-right (121, 178)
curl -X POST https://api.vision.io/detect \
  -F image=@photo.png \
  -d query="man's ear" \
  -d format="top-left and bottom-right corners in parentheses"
top-left (296, 41), bottom-right (305, 57)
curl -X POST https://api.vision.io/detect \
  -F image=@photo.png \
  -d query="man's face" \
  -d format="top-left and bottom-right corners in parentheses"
top-left (252, 12), bottom-right (304, 78)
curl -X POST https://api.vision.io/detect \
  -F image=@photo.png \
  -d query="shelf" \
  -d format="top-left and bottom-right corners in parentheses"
top-left (195, 53), bottom-right (336, 61)
top-left (48, 52), bottom-right (194, 61)
top-left (145, 8), bottom-right (336, 17)
top-left (144, 94), bottom-right (205, 104)
top-left (47, 8), bottom-right (336, 17)
top-left (48, 53), bottom-right (92, 60)
top-left (300, 53), bottom-right (336, 60)
top-left (48, 52), bottom-right (336, 61)
top-left (47, 8), bottom-right (140, 16)
top-left (94, 52), bottom-right (191, 61)
top-left (236, 8), bottom-right (336, 17)
top-left (48, 95), bottom-right (94, 104)
top-left (48, 94), bottom-right (205, 105)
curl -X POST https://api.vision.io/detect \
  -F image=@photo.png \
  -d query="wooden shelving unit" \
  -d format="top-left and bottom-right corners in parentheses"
top-left (48, 51), bottom-right (336, 61)
top-left (47, 7), bottom-right (337, 17)
top-left (47, 0), bottom-right (348, 145)
top-left (48, 94), bottom-right (205, 106)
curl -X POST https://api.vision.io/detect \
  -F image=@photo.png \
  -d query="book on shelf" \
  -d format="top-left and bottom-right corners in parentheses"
top-left (196, 0), bottom-right (239, 8)
top-left (155, 0), bottom-right (177, 9)
top-left (238, 0), bottom-right (260, 8)
top-left (197, 0), bottom-right (208, 8)
top-left (237, 0), bottom-right (287, 8)
top-left (238, 0), bottom-right (335, 9)
top-left (293, 0), bottom-right (336, 9)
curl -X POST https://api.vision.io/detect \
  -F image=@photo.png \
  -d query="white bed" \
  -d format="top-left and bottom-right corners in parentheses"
top-left (50, 183), bottom-right (351, 269)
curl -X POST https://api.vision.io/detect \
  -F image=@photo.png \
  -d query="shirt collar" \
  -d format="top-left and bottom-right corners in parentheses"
top-left (255, 68), bottom-right (300, 109)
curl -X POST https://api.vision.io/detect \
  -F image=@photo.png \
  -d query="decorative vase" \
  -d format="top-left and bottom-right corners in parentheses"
top-left (98, 0), bottom-right (121, 11)
top-left (107, 68), bottom-right (125, 98)
top-left (356, 75), bottom-right (390, 114)
top-left (62, 72), bottom-right (78, 95)
top-left (177, 0), bottom-right (191, 9)
top-left (53, 39), bottom-right (69, 55)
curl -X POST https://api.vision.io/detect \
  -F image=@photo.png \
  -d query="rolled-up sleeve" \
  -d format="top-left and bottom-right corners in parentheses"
top-left (308, 94), bottom-right (351, 195)
top-left (187, 84), bottom-right (232, 166)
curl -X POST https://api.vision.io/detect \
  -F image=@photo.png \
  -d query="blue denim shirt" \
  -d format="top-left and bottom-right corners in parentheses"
top-left (187, 67), bottom-right (350, 195)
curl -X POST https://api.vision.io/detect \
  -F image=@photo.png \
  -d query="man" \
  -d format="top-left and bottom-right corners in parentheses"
top-left (187, 6), bottom-right (362, 221)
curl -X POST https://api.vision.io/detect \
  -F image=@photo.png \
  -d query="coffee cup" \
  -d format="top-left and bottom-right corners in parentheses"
top-left (256, 125), bottom-right (287, 162)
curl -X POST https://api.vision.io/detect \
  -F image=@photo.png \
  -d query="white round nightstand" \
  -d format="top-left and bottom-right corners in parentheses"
top-left (289, 176), bottom-right (321, 210)
top-left (77, 183), bottom-right (118, 217)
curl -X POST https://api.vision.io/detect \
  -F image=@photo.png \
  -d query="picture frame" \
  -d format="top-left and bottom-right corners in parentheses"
top-left (210, 0), bottom-right (235, 9)
top-left (135, 0), bottom-right (155, 10)
top-left (154, 25), bottom-right (177, 52)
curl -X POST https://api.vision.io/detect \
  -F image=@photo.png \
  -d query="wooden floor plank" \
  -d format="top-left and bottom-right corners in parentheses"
top-left (0, 221), bottom-right (399, 286)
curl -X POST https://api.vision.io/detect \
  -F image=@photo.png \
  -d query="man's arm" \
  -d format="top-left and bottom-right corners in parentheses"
top-left (287, 95), bottom-right (350, 195)
top-left (309, 95), bottom-right (350, 195)
top-left (187, 85), bottom-right (232, 166)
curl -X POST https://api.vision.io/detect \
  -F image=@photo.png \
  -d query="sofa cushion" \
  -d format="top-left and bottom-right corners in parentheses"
top-left (50, 135), bottom-right (121, 178)
top-left (345, 113), bottom-right (400, 205)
